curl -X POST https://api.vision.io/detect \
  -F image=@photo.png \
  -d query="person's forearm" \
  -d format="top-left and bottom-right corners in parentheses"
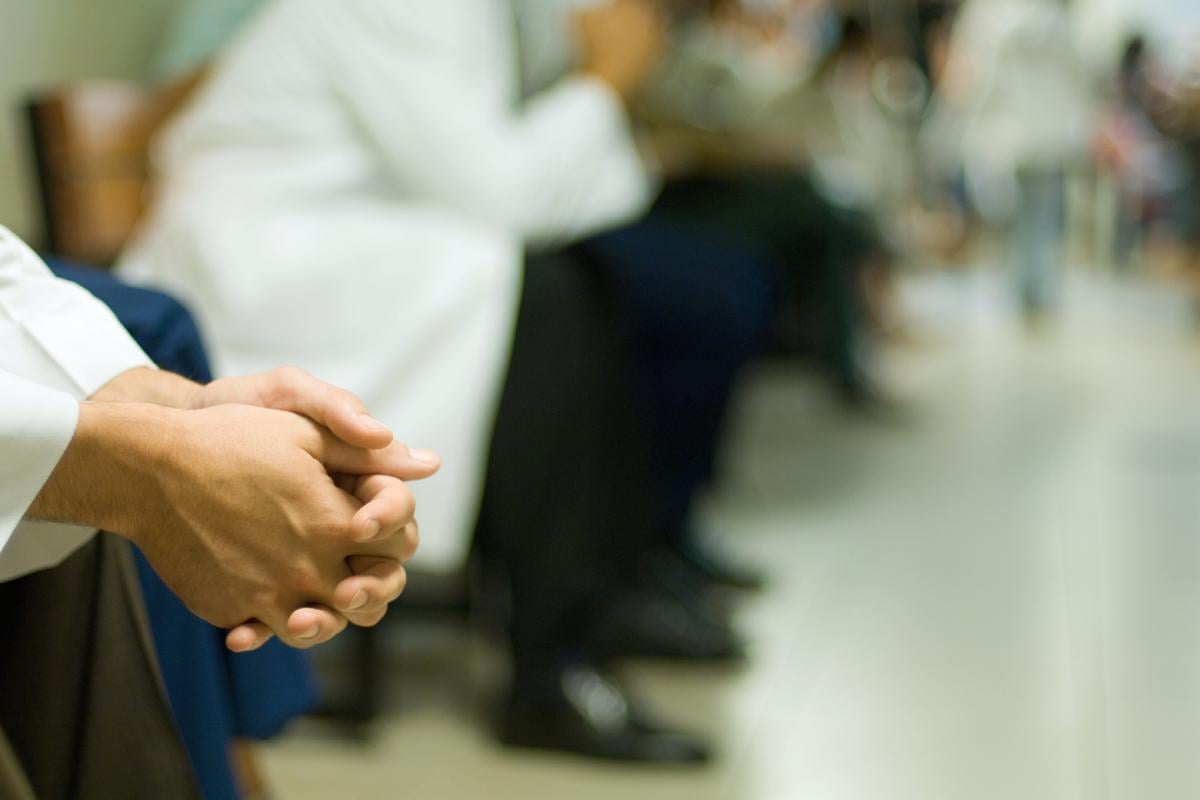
top-left (25, 401), bottom-right (178, 542)
top-left (89, 366), bottom-right (202, 408)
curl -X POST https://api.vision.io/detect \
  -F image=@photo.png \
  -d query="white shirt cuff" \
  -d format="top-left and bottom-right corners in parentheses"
top-left (0, 375), bottom-right (80, 558)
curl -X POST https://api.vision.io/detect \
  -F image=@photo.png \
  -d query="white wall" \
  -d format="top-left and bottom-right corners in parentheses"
top-left (0, 0), bottom-right (187, 243)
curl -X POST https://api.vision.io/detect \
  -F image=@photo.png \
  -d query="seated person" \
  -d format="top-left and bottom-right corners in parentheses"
top-left (121, 0), bottom-right (735, 763)
top-left (48, 258), bottom-right (317, 800)
top-left (574, 1), bottom-right (894, 584)
top-left (630, 0), bottom-right (895, 402)
top-left (0, 225), bottom-right (435, 797)
top-left (148, 0), bottom-right (773, 592)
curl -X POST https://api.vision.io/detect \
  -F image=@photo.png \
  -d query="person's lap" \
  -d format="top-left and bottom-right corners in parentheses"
top-left (0, 536), bottom-right (200, 799)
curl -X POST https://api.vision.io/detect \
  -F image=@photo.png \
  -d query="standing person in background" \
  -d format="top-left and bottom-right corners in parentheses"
top-left (943, 0), bottom-right (1095, 320)
top-left (122, 0), bottom-right (733, 763)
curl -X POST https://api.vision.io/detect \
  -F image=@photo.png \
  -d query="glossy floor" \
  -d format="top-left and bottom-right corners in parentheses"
top-left (262, 269), bottom-right (1200, 799)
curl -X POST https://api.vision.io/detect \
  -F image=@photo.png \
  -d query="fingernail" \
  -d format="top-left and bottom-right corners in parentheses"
top-left (410, 448), bottom-right (439, 465)
top-left (360, 518), bottom-right (381, 542)
top-left (297, 623), bottom-right (320, 640)
top-left (356, 413), bottom-right (389, 433)
top-left (347, 590), bottom-right (368, 611)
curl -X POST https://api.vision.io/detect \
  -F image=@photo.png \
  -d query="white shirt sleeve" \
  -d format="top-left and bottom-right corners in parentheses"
top-left (0, 371), bottom-right (79, 558)
top-left (0, 225), bottom-right (154, 579)
top-left (314, 0), bottom-right (656, 247)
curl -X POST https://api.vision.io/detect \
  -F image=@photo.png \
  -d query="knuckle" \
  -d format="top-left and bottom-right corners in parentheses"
top-left (245, 586), bottom-right (283, 619)
top-left (276, 365), bottom-right (308, 383)
top-left (313, 510), bottom-right (352, 542)
top-left (401, 521), bottom-right (420, 561)
top-left (284, 561), bottom-right (326, 599)
top-left (394, 485), bottom-right (416, 521)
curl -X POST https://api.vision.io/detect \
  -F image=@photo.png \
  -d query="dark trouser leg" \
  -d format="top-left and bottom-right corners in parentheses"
top-left (654, 173), bottom-right (884, 397)
top-left (1012, 167), bottom-right (1066, 318)
top-left (0, 536), bottom-right (200, 800)
top-left (480, 256), bottom-right (726, 762)
top-left (473, 251), bottom-right (656, 680)
top-left (577, 222), bottom-right (776, 543)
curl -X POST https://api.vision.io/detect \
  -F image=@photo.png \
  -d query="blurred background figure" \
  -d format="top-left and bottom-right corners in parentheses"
top-left (938, 0), bottom-right (1095, 321)
top-left (616, 0), bottom-right (897, 406)
top-left (1096, 31), bottom-right (1200, 282)
top-left (120, 0), bottom-right (755, 766)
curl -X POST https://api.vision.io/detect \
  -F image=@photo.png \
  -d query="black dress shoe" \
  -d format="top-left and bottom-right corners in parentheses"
top-left (641, 545), bottom-right (736, 623)
top-left (499, 663), bottom-right (711, 764)
top-left (588, 589), bottom-right (746, 662)
top-left (674, 535), bottom-right (767, 593)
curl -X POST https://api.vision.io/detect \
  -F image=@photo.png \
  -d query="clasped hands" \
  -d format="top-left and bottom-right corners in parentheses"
top-left (78, 366), bottom-right (439, 653)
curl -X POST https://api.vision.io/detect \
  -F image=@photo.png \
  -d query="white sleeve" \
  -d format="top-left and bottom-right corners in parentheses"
top-left (0, 227), bottom-right (153, 398)
top-left (0, 371), bottom-right (79, 554)
top-left (314, 0), bottom-right (655, 247)
top-left (0, 225), bottom-right (153, 557)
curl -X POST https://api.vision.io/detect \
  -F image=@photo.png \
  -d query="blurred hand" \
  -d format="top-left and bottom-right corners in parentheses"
top-left (577, 0), bottom-right (666, 102)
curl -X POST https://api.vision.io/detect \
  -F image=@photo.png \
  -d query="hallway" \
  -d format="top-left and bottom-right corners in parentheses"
top-left (263, 268), bottom-right (1200, 799)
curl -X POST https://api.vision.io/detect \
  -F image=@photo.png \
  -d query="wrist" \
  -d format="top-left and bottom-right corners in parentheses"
top-left (90, 366), bottom-right (203, 410)
top-left (30, 401), bottom-right (184, 543)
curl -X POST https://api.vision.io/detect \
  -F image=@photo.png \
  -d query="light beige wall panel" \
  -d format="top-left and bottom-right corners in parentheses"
top-left (0, 0), bottom-right (186, 243)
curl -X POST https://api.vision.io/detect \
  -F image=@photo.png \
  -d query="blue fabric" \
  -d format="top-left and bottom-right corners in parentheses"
top-left (46, 260), bottom-right (319, 800)
top-left (580, 218), bottom-right (776, 540)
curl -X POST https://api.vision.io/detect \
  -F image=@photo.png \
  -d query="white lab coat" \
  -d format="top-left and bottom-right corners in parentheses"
top-left (0, 227), bottom-right (152, 581)
top-left (947, 0), bottom-right (1095, 215)
top-left (119, 0), bottom-right (653, 572)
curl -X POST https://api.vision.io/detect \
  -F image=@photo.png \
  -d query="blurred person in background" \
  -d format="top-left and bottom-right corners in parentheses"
top-left (120, 0), bottom-right (744, 764)
top-left (1098, 33), bottom-right (1200, 279)
top-left (562, 2), bottom-right (901, 604)
top-left (612, 0), bottom-right (897, 399)
top-left (940, 0), bottom-right (1095, 320)
top-left (149, 0), bottom-right (774, 593)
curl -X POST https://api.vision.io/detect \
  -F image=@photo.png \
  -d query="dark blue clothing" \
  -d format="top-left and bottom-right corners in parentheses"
top-left (47, 260), bottom-right (318, 800)
top-left (579, 218), bottom-right (777, 541)
top-left (581, 173), bottom-right (880, 540)
top-left (650, 174), bottom-right (879, 397)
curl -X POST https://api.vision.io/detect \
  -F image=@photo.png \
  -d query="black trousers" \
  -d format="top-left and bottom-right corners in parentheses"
top-left (473, 252), bottom-right (657, 677)
top-left (654, 171), bottom-right (883, 393)
top-left (0, 536), bottom-right (200, 800)
top-left (578, 219), bottom-right (776, 543)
